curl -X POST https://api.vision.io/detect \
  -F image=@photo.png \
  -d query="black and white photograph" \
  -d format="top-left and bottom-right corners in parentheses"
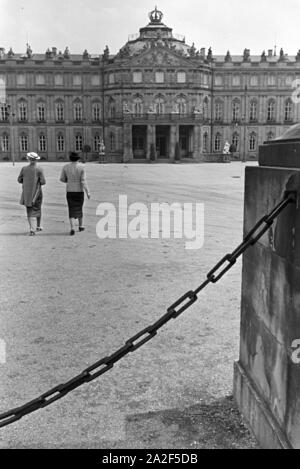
top-left (0, 0), bottom-right (300, 456)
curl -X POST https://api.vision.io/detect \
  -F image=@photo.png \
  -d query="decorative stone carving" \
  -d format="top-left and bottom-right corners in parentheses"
top-left (147, 104), bottom-right (156, 114)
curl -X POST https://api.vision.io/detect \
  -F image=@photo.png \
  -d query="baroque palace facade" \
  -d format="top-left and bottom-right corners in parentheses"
top-left (0, 7), bottom-right (300, 162)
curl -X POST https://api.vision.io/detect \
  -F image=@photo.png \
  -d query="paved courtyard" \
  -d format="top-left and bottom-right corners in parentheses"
top-left (0, 161), bottom-right (258, 448)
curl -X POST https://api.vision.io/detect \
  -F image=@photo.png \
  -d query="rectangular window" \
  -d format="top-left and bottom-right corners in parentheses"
top-left (250, 75), bottom-right (258, 86)
top-left (0, 75), bottom-right (6, 102)
top-left (36, 74), bottom-right (45, 85)
top-left (20, 135), bottom-right (28, 152)
top-left (91, 75), bottom-right (100, 86)
top-left (108, 73), bottom-right (115, 84)
top-left (177, 72), bottom-right (186, 83)
top-left (133, 71), bottom-right (142, 83)
top-left (57, 135), bottom-right (65, 152)
top-left (73, 75), bottom-right (82, 86)
top-left (54, 74), bottom-right (63, 86)
top-left (39, 135), bottom-right (47, 152)
top-left (17, 74), bottom-right (26, 86)
top-left (267, 75), bottom-right (276, 86)
top-left (215, 76), bottom-right (222, 86)
top-left (37, 105), bottom-right (45, 121)
top-left (1, 134), bottom-right (9, 151)
top-left (155, 72), bottom-right (164, 83)
top-left (232, 75), bottom-right (240, 86)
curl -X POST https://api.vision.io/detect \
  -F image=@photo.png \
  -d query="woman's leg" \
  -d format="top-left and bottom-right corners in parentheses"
top-left (27, 216), bottom-right (35, 234)
top-left (69, 217), bottom-right (75, 235)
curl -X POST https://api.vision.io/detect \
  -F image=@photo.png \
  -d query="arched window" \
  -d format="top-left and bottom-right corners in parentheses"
top-left (203, 132), bottom-right (208, 152)
top-left (232, 99), bottom-right (240, 122)
top-left (57, 133), bottom-right (65, 152)
top-left (154, 96), bottom-right (165, 115)
top-left (284, 99), bottom-right (293, 122)
top-left (75, 134), bottom-right (83, 151)
top-left (74, 101), bottom-right (82, 121)
top-left (20, 133), bottom-right (28, 152)
top-left (18, 101), bottom-right (27, 122)
top-left (176, 96), bottom-right (187, 114)
top-left (93, 134), bottom-right (101, 152)
top-left (39, 133), bottom-right (47, 152)
top-left (56, 102), bottom-right (64, 122)
top-left (92, 102), bottom-right (101, 121)
top-left (1, 133), bottom-right (9, 151)
top-left (232, 132), bottom-right (239, 151)
top-left (214, 132), bottom-right (222, 152)
top-left (110, 132), bottom-right (115, 151)
top-left (267, 131), bottom-right (275, 141)
top-left (215, 100), bottom-right (223, 121)
top-left (249, 132), bottom-right (257, 151)
top-left (37, 102), bottom-right (46, 122)
top-left (249, 100), bottom-right (257, 121)
top-left (267, 99), bottom-right (276, 121)
top-left (133, 97), bottom-right (143, 115)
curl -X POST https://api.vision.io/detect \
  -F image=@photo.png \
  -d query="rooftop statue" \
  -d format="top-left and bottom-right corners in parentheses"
top-left (243, 48), bottom-right (250, 61)
top-left (261, 50), bottom-right (267, 62)
top-left (207, 47), bottom-right (213, 61)
top-left (7, 47), bottom-right (14, 58)
top-left (225, 50), bottom-right (232, 62)
top-left (103, 45), bottom-right (110, 60)
top-left (63, 46), bottom-right (70, 59)
top-left (26, 43), bottom-right (33, 58)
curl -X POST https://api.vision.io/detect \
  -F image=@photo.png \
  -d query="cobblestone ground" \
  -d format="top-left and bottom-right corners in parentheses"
top-left (0, 161), bottom-right (258, 448)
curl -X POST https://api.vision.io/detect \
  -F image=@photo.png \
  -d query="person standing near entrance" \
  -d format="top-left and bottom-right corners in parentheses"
top-left (18, 152), bottom-right (46, 236)
top-left (60, 152), bottom-right (90, 235)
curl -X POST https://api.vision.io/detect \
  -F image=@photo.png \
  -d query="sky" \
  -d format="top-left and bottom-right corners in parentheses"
top-left (0, 0), bottom-right (300, 56)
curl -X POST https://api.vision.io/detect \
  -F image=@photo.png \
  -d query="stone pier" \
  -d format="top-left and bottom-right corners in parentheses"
top-left (234, 124), bottom-right (300, 449)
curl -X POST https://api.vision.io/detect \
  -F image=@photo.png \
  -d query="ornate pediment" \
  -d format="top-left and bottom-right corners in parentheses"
top-left (122, 46), bottom-right (193, 67)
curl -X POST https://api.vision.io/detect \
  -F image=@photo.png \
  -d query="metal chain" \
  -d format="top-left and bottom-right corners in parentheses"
top-left (0, 191), bottom-right (296, 429)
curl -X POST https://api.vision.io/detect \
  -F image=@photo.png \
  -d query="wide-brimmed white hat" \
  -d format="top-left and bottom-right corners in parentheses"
top-left (26, 152), bottom-right (40, 161)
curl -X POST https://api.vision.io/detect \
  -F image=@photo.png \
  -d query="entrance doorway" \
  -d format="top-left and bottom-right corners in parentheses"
top-left (179, 126), bottom-right (193, 158)
top-left (156, 126), bottom-right (170, 158)
top-left (132, 125), bottom-right (147, 159)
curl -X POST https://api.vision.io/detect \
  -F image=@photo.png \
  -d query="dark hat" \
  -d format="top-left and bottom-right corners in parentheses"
top-left (69, 152), bottom-right (81, 161)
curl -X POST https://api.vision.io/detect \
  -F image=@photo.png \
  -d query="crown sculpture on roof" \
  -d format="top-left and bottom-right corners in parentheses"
top-left (149, 6), bottom-right (163, 23)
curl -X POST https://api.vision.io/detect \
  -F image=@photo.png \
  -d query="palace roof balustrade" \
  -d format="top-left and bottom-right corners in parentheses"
top-left (106, 112), bottom-right (206, 124)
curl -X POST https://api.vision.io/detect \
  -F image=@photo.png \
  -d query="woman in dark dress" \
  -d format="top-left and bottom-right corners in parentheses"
top-left (60, 152), bottom-right (90, 235)
top-left (18, 152), bottom-right (46, 235)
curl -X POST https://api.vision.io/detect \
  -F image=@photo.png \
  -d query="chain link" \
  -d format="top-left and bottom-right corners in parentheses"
top-left (0, 191), bottom-right (296, 429)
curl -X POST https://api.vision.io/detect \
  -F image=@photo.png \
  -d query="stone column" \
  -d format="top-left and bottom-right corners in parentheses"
top-left (234, 127), bottom-right (300, 448)
top-left (146, 124), bottom-right (156, 160)
top-left (193, 125), bottom-right (201, 160)
top-left (123, 123), bottom-right (133, 162)
top-left (170, 124), bottom-right (178, 160)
